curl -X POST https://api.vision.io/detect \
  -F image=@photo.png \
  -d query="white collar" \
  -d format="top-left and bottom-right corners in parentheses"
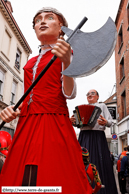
top-left (40, 44), bottom-right (55, 56)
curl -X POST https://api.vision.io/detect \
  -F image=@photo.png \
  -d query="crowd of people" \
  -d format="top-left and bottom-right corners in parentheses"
top-left (0, 6), bottom-right (122, 194)
top-left (116, 146), bottom-right (129, 194)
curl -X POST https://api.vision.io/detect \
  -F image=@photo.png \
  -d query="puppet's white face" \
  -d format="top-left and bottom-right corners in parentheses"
top-left (34, 12), bottom-right (62, 45)
top-left (86, 89), bottom-right (99, 104)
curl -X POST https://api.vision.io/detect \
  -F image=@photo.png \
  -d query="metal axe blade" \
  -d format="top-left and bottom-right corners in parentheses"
top-left (61, 17), bottom-right (117, 78)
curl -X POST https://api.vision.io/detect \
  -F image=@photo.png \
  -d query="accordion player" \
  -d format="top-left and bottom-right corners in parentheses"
top-left (73, 104), bottom-right (102, 128)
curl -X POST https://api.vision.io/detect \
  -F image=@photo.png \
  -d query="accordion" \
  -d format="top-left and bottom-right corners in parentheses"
top-left (73, 104), bottom-right (102, 128)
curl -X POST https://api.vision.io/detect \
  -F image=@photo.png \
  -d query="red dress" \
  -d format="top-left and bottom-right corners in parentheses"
top-left (0, 51), bottom-right (92, 194)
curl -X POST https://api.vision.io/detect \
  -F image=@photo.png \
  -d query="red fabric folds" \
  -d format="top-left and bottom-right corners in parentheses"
top-left (1, 114), bottom-right (92, 193)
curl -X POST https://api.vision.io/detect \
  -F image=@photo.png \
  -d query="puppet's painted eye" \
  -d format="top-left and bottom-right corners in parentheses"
top-left (35, 19), bottom-right (41, 23)
top-left (48, 16), bottom-right (54, 20)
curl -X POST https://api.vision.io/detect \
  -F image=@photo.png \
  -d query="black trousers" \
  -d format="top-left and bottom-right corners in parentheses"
top-left (118, 172), bottom-right (122, 191)
top-left (121, 176), bottom-right (126, 194)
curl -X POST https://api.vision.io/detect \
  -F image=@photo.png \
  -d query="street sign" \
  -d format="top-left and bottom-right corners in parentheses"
top-left (111, 139), bottom-right (118, 143)
top-left (112, 134), bottom-right (117, 140)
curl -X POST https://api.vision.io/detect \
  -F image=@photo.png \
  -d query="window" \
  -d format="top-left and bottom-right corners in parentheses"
top-left (10, 80), bottom-right (17, 105)
top-left (1, 28), bottom-right (11, 59)
top-left (0, 69), bottom-right (5, 100)
top-left (119, 57), bottom-right (125, 83)
top-left (121, 90), bottom-right (126, 118)
top-left (15, 48), bottom-right (21, 70)
top-left (118, 25), bottom-right (123, 53)
top-left (113, 96), bottom-right (117, 100)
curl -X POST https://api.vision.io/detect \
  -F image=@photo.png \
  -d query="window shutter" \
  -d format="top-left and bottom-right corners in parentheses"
top-left (12, 81), bottom-right (17, 94)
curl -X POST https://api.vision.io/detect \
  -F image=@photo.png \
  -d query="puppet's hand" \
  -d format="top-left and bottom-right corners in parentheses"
top-left (70, 115), bottom-right (76, 125)
top-left (97, 115), bottom-right (107, 126)
top-left (0, 104), bottom-right (22, 123)
top-left (51, 36), bottom-right (71, 68)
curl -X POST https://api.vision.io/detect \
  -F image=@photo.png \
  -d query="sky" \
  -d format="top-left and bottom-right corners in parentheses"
top-left (10, 0), bottom-right (120, 132)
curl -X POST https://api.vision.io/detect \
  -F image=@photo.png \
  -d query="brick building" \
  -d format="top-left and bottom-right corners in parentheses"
top-left (0, 0), bottom-right (32, 137)
top-left (115, 0), bottom-right (129, 153)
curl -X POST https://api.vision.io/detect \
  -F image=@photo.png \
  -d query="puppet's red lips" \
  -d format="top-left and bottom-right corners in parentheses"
top-left (40, 26), bottom-right (48, 30)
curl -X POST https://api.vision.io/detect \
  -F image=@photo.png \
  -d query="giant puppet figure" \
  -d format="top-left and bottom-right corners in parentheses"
top-left (71, 90), bottom-right (118, 194)
top-left (0, 6), bottom-right (117, 194)
top-left (0, 7), bottom-right (92, 193)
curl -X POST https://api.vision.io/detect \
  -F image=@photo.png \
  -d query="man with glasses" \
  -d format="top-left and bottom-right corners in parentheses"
top-left (71, 89), bottom-right (118, 194)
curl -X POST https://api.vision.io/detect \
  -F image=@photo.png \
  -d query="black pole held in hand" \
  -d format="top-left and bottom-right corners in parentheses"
top-left (0, 17), bottom-right (88, 130)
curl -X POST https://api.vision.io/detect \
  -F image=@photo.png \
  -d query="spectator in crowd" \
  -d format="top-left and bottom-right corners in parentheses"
top-left (120, 145), bottom-right (129, 194)
top-left (121, 146), bottom-right (127, 157)
top-left (81, 147), bottom-right (102, 194)
top-left (117, 154), bottom-right (124, 192)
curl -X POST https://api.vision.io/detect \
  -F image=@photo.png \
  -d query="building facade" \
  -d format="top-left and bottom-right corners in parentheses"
top-left (115, 0), bottom-right (129, 154)
top-left (104, 93), bottom-right (118, 155)
top-left (0, 0), bottom-right (32, 137)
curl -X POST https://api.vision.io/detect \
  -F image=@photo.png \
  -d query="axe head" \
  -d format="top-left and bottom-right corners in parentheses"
top-left (61, 17), bottom-right (117, 78)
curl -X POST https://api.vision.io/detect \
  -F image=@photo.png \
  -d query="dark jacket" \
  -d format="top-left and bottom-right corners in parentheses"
top-left (120, 152), bottom-right (129, 178)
